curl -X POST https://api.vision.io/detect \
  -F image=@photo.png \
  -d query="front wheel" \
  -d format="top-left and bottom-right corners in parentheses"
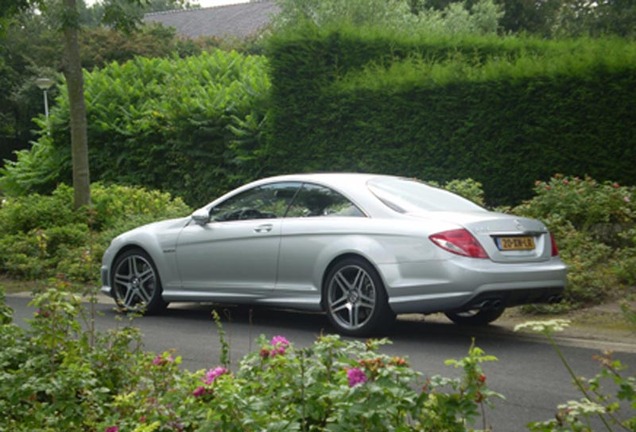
top-left (324, 257), bottom-right (395, 337)
top-left (111, 248), bottom-right (167, 314)
top-left (445, 306), bottom-right (505, 326)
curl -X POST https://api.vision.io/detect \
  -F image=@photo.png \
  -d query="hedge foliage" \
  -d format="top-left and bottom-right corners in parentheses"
top-left (2, 29), bottom-right (635, 208)
top-left (1, 50), bottom-right (270, 207)
top-left (265, 25), bottom-right (636, 205)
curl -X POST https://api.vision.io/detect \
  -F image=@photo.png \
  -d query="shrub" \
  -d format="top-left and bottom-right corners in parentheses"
top-left (89, 183), bottom-right (191, 231)
top-left (613, 225), bottom-right (636, 287)
top-left (0, 184), bottom-right (77, 234)
top-left (183, 335), bottom-right (500, 431)
top-left (2, 289), bottom-right (634, 431)
top-left (0, 288), bottom-right (145, 431)
top-left (0, 183), bottom-right (190, 283)
top-left (513, 175), bottom-right (636, 308)
top-left (0, 232), bottom-right (54, 280)
top-left (514, 175), bottom-right (635, 244)
top-left (0, 288), bottom-right (502, 431)
top-left (101, 335), bottom-right (498, 430)
top-left (0, 51), bottom-right (271, 207)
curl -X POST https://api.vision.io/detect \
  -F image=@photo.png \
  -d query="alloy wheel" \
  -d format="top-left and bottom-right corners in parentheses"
top-left (326, 263), bottom-right (378, 332)
top-left (113, 252), bottom-right (158, 312)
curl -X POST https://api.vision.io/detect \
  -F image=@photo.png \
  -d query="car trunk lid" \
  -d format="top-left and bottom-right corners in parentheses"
top-left (411, 211), bottom-right (553, 263)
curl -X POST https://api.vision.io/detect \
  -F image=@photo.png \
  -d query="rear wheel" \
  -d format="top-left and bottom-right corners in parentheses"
top-left (112, 248), bottom-right (167, 314)
top-left (445, 306), bottom-right (505, 326)
top-left (324, 257), bottom-right (395, 336)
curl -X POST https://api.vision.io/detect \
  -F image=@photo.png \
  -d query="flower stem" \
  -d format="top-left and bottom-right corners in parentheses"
top-left (548, 336), bottom-right (613, 432)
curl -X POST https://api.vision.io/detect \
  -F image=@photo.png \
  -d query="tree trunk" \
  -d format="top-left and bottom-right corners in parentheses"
top-left (62, 0), bottom-right (91, 209)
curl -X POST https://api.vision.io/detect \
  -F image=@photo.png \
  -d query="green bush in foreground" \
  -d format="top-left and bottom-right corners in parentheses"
top-left (0, 288), bottom-right (634, 431)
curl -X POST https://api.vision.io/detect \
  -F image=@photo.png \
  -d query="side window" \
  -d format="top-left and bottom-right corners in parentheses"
top-left (287, 183), bottom-right (364, 218)
top-left (210, 182), bottom-right (300, 222)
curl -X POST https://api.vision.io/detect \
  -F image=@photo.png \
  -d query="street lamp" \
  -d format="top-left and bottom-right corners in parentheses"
top-left (35, 77), bottom-right (55, 120)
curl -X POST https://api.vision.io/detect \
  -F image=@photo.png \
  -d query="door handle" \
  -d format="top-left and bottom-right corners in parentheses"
top-left (254, 224), bottom-right (273, 233)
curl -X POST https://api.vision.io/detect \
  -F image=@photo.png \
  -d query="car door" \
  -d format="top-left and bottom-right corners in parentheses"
top-left (175, 182), bottom-right (300, 296)
top-left (277, 182), bottom-right (366, 294)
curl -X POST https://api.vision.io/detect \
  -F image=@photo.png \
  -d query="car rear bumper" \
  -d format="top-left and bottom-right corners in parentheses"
top-left (382, 256), bottom-right (567, 314)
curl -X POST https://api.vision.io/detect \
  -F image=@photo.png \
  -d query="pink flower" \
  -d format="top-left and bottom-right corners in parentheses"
top-left (152, 354), bottom-right (174, 366)
top-left (346, 367), bottom-right (368, 387)
top-left (192, 386), bottom-right (207, 397)
top-left (204, 367), bottom-right (228, 385)
top-left (270, 335), bottom-right (290, 356)
top-left (105, 427), bottom-right (119, 432)
top-left (271, 335), bottom-right (290, 348)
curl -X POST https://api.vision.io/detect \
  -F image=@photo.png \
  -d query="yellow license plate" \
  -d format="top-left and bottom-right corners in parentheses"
top-left (496, 236), bottom-right (535, 251)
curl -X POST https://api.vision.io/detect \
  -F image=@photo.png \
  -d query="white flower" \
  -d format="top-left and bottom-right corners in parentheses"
top-left (514, 319), bottom-right (571, 334)
top-left (558, 399), bottom-right (606, 416)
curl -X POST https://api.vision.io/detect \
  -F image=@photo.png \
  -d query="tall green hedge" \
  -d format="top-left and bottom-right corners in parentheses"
top-left (3, 28), bottom-right (635, 207)
top-left (265, 25), bottom-right (636, 205)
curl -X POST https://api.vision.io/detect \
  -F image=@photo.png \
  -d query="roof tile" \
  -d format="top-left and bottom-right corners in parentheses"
top-left (144, 1), bottom-right (279, 39)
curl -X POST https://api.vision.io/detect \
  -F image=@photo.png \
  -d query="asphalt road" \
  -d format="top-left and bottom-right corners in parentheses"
top-left (6, 294), bottom-right (636, 431)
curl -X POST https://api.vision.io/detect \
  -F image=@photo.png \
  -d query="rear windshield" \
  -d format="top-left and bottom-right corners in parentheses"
top-left (367, 177), bottom-right (486, 213)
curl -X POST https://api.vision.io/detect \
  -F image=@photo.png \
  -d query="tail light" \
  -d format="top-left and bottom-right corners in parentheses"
top-left (550, 233), bottom-right (559, 256)
top-left (429, 229), bottom-right (488, 259)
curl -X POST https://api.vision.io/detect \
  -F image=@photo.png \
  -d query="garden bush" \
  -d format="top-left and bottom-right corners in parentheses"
top-left (0, 50), bottom-right (270, 207)
top-left (513, 175), bottom-right (636, 308)
top-left (0, 287), bottom-right (502, 431)
top-left (0, 288), bottom-right (145, 431)
top-left (0, 183), bottom-right (190, 283)
top-left (4, 31), bottom-right (635, 209)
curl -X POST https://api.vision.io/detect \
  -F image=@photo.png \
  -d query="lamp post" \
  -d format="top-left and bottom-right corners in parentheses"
top-left (35, 77), bottom-right (55, 120)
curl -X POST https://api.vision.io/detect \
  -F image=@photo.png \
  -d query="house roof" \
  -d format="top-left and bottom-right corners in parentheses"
top-left (144, 1), bottom-right (280, 39)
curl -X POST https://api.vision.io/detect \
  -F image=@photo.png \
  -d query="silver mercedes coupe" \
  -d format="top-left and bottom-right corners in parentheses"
top-left (101, 173), bottom-right (566, 336)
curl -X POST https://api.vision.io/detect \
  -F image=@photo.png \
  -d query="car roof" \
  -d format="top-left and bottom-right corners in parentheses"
top-left (253, 172), bottom-right (396, 188)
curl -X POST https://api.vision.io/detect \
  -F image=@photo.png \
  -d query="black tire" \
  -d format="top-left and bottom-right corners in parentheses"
top-left (444, 306), bottom-right (505, 326)
top-left (111, 248), bottom-right (168, 314)
top-left (323, 257), bottom-right (395, 337)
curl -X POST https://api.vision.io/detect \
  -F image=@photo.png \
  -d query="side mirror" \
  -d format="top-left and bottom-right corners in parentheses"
top-left (191, 208), bottom-right (211, 225)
